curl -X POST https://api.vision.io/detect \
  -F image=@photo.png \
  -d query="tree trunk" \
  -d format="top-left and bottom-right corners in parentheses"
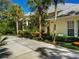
top-left (53, 3), bottom-right (58, 45)
top-left (22, 20), bottom-right (25, 31)
top-left (39, 16), bottom-right (42, 38)
top-left (16, 20), bottom-right (19, 35)
top-left (47, 20), bottom-right (51, 35)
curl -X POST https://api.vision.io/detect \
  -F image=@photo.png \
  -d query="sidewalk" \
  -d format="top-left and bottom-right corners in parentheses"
top-left (1, 36), bottom-right (79, 59)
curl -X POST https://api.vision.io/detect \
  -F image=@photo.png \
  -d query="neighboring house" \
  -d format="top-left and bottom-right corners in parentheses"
top-left (46, 4), bottom-right (79, 37)
top-left (19, 14), bottom-right (30, 31)
top-left (23, 14), bottom-right (30, 27)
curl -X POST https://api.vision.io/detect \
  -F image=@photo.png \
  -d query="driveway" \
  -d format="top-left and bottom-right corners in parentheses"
top-left (0, 36), bottom-right (79, 59)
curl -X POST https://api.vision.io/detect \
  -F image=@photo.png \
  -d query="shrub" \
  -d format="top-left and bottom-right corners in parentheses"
top-left (42, 33), bottom-right (52, 41)
top-left (55, 36), bottom-right (79, 42)
top-left (55, 36), bottom-right (64, 42)
top-left (32, 31), bottom-right (40, 38)
top-left (32, 32), bottom-right (52, 42)
top-left (64, 36), bottom-right (79, 42)
top-left (19, 30), bottom-right (24, 36)
top-left (64, 37), bottom-right (73, 42)
top-left (32, 31), bottom-right (41, 40)
top-left (19, 30), bottom-right (33, 39)
top-left (72, 42), bottom-right (79, 47)
top-left (0, 34), bottom-right (7, 47)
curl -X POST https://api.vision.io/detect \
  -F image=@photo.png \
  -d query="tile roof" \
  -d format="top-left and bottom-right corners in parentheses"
top-left (58, 4), bottom-right (79, 17)
top-left (47, 3), bottom-right (79, 19)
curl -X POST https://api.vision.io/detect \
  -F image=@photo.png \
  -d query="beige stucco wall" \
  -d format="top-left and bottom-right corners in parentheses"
top-left (50, 19), bottom-right (67, 36)
top-left (49, 16), bottom-right (79, 36)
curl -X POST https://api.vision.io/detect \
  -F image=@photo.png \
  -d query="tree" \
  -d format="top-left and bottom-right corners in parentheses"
top-left (0, 0), bottom-right (10, 11)
top-left (0, 0), bottom-right (16, 34)
top-left (41, 0), bottom-right (64, 44)
top-left (10, 5), bottom-right (24, 35)
top-left (0, 0), bottom-right (10, 20)
top-left (52, 0), bottom-right (64, 44)
top-left (27, 0), bottom-right (50, 38)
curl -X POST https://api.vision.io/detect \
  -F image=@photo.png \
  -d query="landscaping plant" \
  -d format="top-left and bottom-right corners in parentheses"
top-left (0, 34), bottom-right (7, 47)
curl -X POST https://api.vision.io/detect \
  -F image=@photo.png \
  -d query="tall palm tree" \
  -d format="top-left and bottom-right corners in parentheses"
top-left (52, 0), bottom-right (64, 44)
top-left (10, 5), bottom-right (24, 35)
top-left (27, 0), bottom-right (50, 38)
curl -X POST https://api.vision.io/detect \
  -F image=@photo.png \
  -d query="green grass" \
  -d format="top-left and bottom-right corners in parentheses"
top-left (62, 42), bottom-right (79, 51)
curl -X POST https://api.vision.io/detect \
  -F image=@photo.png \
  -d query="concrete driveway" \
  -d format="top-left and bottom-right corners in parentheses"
top-left (0, 36), bottom-right (79, 59)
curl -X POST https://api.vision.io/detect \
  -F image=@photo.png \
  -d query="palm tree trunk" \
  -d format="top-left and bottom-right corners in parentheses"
top-left (53, 2), bottom-right (58, 45)
top-left (16, 20), bottom-right (19, 35)
top-left (47, 20), bottom-right (51, 35)
top-left (39, 16), bottom-right (42, 38)
top-left (22, 22), bottom-right (24, 31)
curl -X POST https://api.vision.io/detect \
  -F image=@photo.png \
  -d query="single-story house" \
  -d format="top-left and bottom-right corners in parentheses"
top-left (46, 4), bottom-right (79, 37)
top-left (19, 14), bottom-right (30, 31)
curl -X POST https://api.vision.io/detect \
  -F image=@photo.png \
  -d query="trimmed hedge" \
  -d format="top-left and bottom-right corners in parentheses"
top-left (42, 33), bottom-right (52, 41)
top-left (56, 36), bottom-right (79, 42)
top-left (19, 30), bottom-right (33, 39)
top-left (55, 36), bottom-right (64, 42)
top-left (19, 30), bottom-right (79, 43)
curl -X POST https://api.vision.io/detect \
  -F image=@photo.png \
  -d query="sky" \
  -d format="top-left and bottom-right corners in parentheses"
top-left (10, 0), bottom-right (79, 14)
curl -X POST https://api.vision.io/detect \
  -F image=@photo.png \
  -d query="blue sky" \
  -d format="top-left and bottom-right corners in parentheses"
top-left (10, 0), bottom-right (79, 14)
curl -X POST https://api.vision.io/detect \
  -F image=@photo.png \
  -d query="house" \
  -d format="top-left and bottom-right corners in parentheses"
top-left (46, 4), bottom-right (79, 37)
top-left (19, 14), bottom-right (30, 31)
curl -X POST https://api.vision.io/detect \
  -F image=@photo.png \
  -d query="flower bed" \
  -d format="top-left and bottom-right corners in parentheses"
top-left (73, 42), bottom-right (79, 47)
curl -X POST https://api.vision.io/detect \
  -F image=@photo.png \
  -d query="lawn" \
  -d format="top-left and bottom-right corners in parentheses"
top-left (58, 42), bottom-right (79, 51)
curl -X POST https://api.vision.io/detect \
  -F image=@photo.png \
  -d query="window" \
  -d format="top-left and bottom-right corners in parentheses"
top-left (67, 21), bottom-right (74, 36)
top-left (78, 21), bottom-right (79, 36)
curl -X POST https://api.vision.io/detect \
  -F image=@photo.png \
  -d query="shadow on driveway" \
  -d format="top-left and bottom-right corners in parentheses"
top-left (35, 46), bottom-right (79, 59)
top-left (0, 47), bottom-right (12, 59)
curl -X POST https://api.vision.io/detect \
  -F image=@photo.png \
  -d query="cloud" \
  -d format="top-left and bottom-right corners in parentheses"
top-left (47, 3), bottom-right (79, 13)
top-left (24, 12), bottom-right (35, 16)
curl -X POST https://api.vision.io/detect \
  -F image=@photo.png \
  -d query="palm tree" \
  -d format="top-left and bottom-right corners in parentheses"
top-left (0, 34), bottom-right (8, 46)
top-left (10, 5), bottom-right (24, 35)
top-left (52, 0), bottom-right (64, 44)
top-left (27, 0), bottom-right (50, 38)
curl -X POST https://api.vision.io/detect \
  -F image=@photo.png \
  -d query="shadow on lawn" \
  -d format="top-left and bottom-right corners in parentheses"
top-left (0, 47), bottom-right (12, 59)
top-left (35, 46), bottom-right (79, 59)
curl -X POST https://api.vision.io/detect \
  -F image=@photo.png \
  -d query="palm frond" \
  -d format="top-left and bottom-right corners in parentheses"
top-left (0, 37), bottom-right (8, 43)
top-left (60, 0), bottom-right (65, 3)
top-left (0, 37), bottom-right (8, 46)
top-left (27, 0), bottom-right (39, 6)
top-left (33, 0), bottom-right (38, 5)
top-left (27, 1), bottom-right (33, 5)
top-left (53, 0), bottom-right (65, 5)
top-left (58, 0), bottom-right (65, 4)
